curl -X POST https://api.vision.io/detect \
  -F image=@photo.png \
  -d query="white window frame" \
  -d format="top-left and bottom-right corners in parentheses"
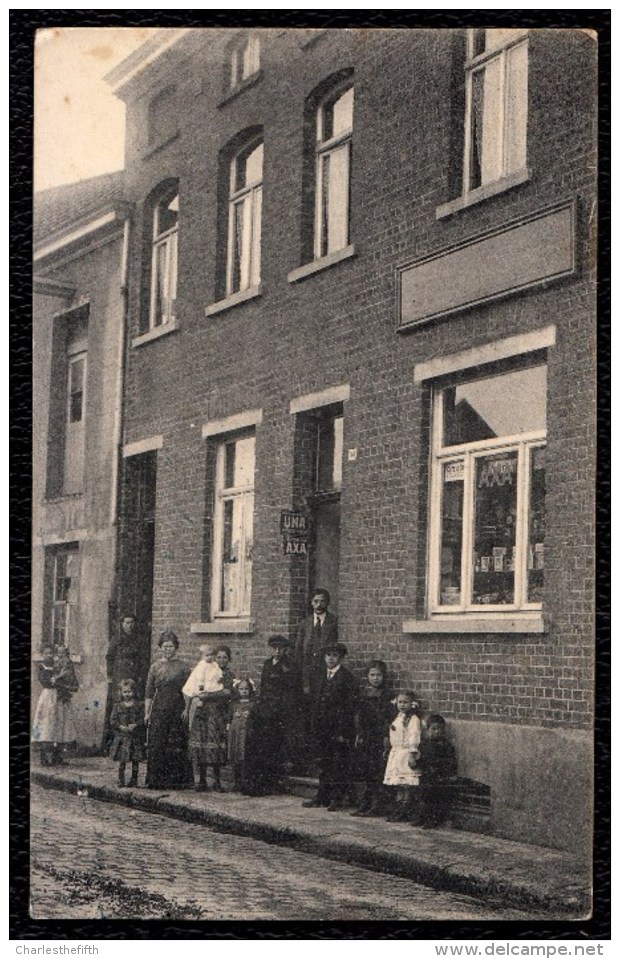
top-left (463, 28), bottom-right (529, 195)
top-left (211, 433), bottom-right (256, 619)
top-left (315, 84), bottom-right (353, 260)
top-left (149, 190), bottom-right (178, 329)
top-left (63, 350), bottom-right (87, 494)
top-left (51, 546), bottom-right (80, 647)
top-left (427, 375), bottom-right (546, 617)
top-left (226, 141), bottom-right (263, 296)
top-left (230, 34), bottom-right (260, 90)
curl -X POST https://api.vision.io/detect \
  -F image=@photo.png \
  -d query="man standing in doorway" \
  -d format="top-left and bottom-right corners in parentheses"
top-left (295, 588), bottom-right (339, 707)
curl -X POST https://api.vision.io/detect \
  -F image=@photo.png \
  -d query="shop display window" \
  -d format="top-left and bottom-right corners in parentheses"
top-left (429, 363), bottom-right (546, 614)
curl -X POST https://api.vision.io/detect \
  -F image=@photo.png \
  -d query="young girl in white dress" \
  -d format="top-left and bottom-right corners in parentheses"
top-left (383, 689), bottom-right (422, 822)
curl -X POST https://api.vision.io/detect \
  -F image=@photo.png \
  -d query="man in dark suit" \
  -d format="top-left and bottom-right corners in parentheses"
top-left (302, 642), bottom-right (357, 811)
top-left (295, 588), bottom-right (339, 702)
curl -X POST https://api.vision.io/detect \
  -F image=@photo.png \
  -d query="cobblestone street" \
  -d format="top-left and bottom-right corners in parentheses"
top-left (30, 784), bottom-right (538, 921)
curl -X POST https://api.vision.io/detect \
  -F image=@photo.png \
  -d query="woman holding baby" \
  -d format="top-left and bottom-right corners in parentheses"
top-left (182, 644), bottom-right (234, 791)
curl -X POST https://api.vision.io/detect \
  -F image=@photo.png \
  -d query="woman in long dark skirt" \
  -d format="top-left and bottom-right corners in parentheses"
top-left (243, 635), bottom-right (302, 796)
top-left (144, 629), bottom-right (191, 789)
top-left (186, 645), bottom-right (235, 791)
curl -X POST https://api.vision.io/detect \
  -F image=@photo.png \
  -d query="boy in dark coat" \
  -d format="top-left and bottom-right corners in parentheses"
top-left (302, 642), bottom-right (357, 811)
top-left (415, 713), bottom-right (458, 828)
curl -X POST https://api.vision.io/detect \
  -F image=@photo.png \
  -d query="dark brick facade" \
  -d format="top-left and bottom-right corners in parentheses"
top-left (112, 28), bottom-right (596, 851)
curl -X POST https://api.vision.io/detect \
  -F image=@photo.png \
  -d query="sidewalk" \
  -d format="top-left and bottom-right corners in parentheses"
top-left (32, 757), bottom-right (591, 918)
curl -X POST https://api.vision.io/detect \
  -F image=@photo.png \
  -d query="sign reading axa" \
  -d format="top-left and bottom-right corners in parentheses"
top-left (281, 510), bottom-right (309, 557)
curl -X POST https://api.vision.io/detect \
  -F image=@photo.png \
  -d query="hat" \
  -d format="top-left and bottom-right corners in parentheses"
top-left (268, 634), bottom-right (293, 649)
top-left (323, 641), bottom-right (348, 657)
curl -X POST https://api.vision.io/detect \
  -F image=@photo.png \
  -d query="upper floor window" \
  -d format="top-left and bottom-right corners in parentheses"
top-left (63, 349), bottom-right (87, 494)
top-left (150, 185), bottom-right (178, 329)
top-left (227, 140), bottom-right (263, 294)
top-left (315, 85), bottom-right (354, 258)
top-left (46, 304), bottom-right (89, 499)
top-left (463, 28), bottom-right (528, 193)
top-left (428, 362), bottom-right (546, 615)
top-left (148, 86), bottom-right (178, 147)
top-left (211, 433), bottom-right (256, 618)
top-left (230, 34), bottom-right (260, 90)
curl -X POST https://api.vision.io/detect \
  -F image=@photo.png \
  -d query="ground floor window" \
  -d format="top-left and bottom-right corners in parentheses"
top-left (429, 362), bottom-right (546, 614)
top-left (211, 432), bottom-right (255, 617)
top-left (47, 544), bottom-right (80, 647)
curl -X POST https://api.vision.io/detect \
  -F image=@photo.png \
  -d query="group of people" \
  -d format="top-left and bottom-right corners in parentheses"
top-left (34, 589), bottom-right (459, 828)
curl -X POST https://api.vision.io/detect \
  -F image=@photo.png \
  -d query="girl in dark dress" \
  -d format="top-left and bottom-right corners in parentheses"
top-left (243, 635), bottom-right (301, 796)
top-left (350, 659), bottom-right (394, 816)
top-left (186, 645), bottom-right (234, 791)
top-left (109, 679), bottom-right (146, 787)
top-left (227, 678), bottom-right (255, 791)
top-left (144, 630), bottom-right (191, 789)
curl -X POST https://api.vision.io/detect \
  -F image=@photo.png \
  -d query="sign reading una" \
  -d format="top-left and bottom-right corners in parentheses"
top-left (281, 510), bottom-right (309, 557)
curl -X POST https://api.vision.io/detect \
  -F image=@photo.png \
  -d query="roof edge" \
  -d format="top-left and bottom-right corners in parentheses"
top-left (105, 28), bottom-right (193, 96)
top-left (34, 201), bottom-right (133, 262)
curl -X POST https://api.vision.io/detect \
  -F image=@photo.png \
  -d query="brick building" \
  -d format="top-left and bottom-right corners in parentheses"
top-left (104, 27), bottom-right (596, 855)
top-left (33, 172), bottom-right (130, 747)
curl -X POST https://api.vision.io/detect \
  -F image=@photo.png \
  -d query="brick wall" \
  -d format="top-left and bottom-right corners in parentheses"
top-left (118, 28), bottom-right (596, 731)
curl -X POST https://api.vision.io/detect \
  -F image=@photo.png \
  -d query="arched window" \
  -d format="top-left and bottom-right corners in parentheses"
top-left (149, 183), bottom-right (178, 329)
top-left (227, 140), bottom-right (263, 295)
top-left (315, 84), bottom-right (354, 258)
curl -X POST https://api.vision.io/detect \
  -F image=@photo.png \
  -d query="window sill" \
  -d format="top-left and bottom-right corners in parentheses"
top-left (142, 131), bottom-right (180, 160)
top-left (218, 69), bottom-right (263, 108)
top-left (205, 284), bottom-right (262, 318)
top-left (435, 168), bottom-right (531, 220)
top-left (43, 492), bottom-right (84, 504)
top-left (287, 244), bottom-right (356, 284)
top-left (402, 615), bottom-right (545, 635)
top-left (190, 620), bottom-right (255, 635)
top-left (132, 321), bottom-right (179, 349)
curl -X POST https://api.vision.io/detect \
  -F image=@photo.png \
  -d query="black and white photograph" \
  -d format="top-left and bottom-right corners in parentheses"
top-left (21, 16), bottom-right (606, 932)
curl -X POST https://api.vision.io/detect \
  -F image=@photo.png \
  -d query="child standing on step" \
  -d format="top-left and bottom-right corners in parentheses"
top-left (415, 713), bottom-right (458, 828)
top-left (383, 689), bottom-right (422, 822)
top-left (110, 678), bottom-right (146, 787)
top-left (227, 678), bottom-right (255, 792)
top-left (350, 660), bottom-right (394, 817)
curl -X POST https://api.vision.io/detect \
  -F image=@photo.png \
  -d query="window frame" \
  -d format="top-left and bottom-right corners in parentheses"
top-left (226, 140), bottom-right (263, 296)
top-left (462, 28), bottom-right (529, 196)
top-left (427, 367), bottom-right (546, 617)
top-left (148, 186), bottom-right (179, 330)
top-left (63, 349), bottom-right (87, 494)
top-left (211, 432), bottom-right (256, 620)
top-left (229, 33), bottom-right (260, 91)
top-left (50, 545), bottom-right (80, 648)
top-left (314, 83), bottom-right (354, 260)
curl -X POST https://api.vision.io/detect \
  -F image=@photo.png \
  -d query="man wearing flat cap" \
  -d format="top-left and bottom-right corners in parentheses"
top-left (303, 641), bottom-right (357, 811)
